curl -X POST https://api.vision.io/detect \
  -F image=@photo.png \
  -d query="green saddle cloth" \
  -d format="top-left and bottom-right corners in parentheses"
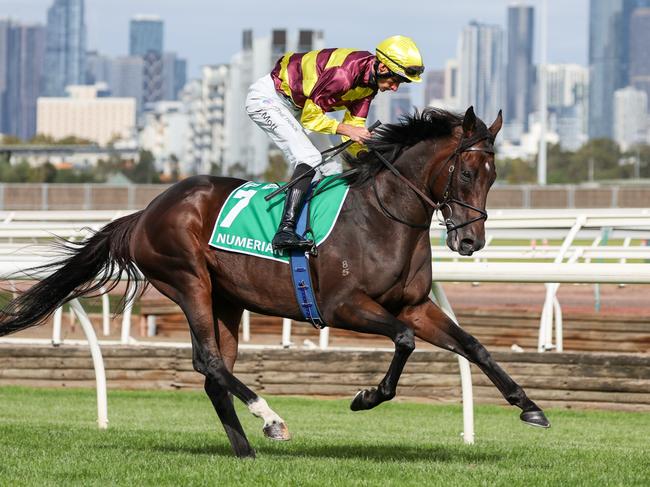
top-left (209, 175), bottom-right (349, 263)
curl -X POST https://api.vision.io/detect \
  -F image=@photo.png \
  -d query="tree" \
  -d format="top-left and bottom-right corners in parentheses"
top-left (496, 157), bottom-right (536, 184)
top-left (263, 154), bottom-right (289, 182)
top-left (127, 150), bottom-right (159, 184)
top-left (227, 162), bottom-right (251, 179)
top-left (0, 135), bottom-right (22, 145)
top-left (572, 139), bottom-right (624, 182)
top-left (169, 154), bottom-right (180, 182)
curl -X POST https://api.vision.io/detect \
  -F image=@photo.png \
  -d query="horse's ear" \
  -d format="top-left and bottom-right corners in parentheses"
top-left (489, 109), bottom-right (503, 137)
top-left (462, 106), bottom-right (477, 134)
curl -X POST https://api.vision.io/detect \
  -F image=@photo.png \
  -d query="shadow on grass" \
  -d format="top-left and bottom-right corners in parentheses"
top-left (153, 441), bottom-right (508, 463)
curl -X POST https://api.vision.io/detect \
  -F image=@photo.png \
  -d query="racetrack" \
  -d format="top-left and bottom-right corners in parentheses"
top-left (0, 387), bottom-right (646, 486)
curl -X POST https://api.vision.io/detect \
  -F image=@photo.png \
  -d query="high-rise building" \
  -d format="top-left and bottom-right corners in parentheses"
top-left (174, 57), bottom-right (187, 99)
top-left (443, 59), bottom-right (460, 110)
top-left (457, 21), bottom-right (505, 124)
top-left (544, 64), bottom-right (589, 150)
top-left (588, 0), bottom-right (626, 139)
top-left (506, 3), bottom-right (534, 139)
top-left (43, 0), bottom-right (86, 96)
top-left (588, 0), bottom-right (650, 139)
top-left (182, 65), bottom-right (229, 175)
top-left (0, 19), bottom-right (10, 134)
top-left (129, 15), bottom-right (164, 108)
top-left (162, 52), bottom-right (187, 101)
top-left (545, 64), bottom-right (589, 108)
top-left (424, 70), bottom-right (444, 107)
top-left (85, 50), bottom-right (111, 85)
top-left (129, 15), bottom-right (163, 57)
top-left (629, 8), bottom-right (650, 109)
top-left (3, 22), bottom-right (46, 139)
top-left (108, 56), bottom-right (144, 111)
top-left (613, 86), bottom-right (648, 150)
top-left (390, 85), bottom-right (412, 122)
top-left (139, 101), bottom-right (189, 175)
top-left (226, 29), bottom-right (325, 176)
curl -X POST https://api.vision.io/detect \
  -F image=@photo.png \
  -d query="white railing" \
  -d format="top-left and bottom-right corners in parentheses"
top-left (0, 260), bottom-right (108, 429)
top-left (3, 208), bottom-right (650, 445)
top-left (431, 209), bottom-right (650, 352)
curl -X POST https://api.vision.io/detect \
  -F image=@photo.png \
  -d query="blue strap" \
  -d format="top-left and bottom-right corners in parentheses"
top-left (289, 185), bottom-right (326, 329)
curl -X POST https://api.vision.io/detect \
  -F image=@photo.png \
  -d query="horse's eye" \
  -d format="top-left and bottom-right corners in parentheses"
top-left (461, 170), bottom-right (472, 182)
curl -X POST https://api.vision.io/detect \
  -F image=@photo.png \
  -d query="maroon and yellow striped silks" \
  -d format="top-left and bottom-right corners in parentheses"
top-left (271, 48), bottom-right (377, 143)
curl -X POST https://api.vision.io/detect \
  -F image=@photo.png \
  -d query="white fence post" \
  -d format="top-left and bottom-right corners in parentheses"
top-left (120, 284), bottom-right (136, 344)
top-left (281, 318), bottom-right (292, 348)
top-left (319, 326), bottom-right (330, 350)
top-left (51, 306), bottom-right (63, 346)
top-left (68, 299), bottom-right (108, 429)
top-left (430, 284), bottom-right (474, 445)
top-left (242, 310), bottom-right (251, 342)
top-left (101, 287), bottom-right (110, 336)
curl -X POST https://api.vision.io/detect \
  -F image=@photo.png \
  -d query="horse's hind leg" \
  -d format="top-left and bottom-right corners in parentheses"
top-left (401, 300), bottom-right (550, 428)
top-left (147, 271), bottom-right (290, 456)
top-left (190, 327), bottom-right (254, 458)
top-left (199, 298), bottom-right (252, 457)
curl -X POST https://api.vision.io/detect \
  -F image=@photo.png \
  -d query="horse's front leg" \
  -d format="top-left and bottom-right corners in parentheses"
top-left (332, 292), bottom-right (415, 411)
top-left (401, 299), bottom-right (550, 428)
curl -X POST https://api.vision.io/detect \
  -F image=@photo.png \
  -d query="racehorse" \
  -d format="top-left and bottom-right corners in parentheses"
top-left (0, 107), bottom-right (549, 458)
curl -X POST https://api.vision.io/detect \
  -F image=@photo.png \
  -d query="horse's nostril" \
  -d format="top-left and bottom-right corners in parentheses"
top-left (460, 238), bottom-right (475, 250)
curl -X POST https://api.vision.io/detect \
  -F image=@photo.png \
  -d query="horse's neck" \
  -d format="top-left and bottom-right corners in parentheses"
top-left (361, 146), bottom-right (436, 230)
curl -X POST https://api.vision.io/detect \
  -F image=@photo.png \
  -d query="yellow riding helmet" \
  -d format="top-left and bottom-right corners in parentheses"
top-left (375, 35), bottom-right (424, 83)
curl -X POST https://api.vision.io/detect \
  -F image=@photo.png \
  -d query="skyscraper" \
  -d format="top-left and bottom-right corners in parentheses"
top-left (0, 19), bottom-right (10, 133)
top-left (629, 8), bottom-right (650, 109)
top-left (43, 0), bottom-right (86, 96)
top-left (588, 0), bottom-right (627, 139)
top-left (130, 15), bottom-right (164, 107)
top-left (174, 58), bottom-right (187, 99)
top-left (424, 70), bottom-right (444, 107)
top-left (458, 21), bottom-right (505, 123)
top-left (162, 52), bottom-right (187, 101)
top-left (129, 16), bottom-right (163, 57)
top-left (613, 86), bottom-right (648, 150)
top-left (4, 22), bottom-right (46, 139)
top-left (506, 3), bottom-right (534, 138)
top-left (109, 56), bottom-right (144, 111)
top-left (545, 64), bottom-right (590, 150)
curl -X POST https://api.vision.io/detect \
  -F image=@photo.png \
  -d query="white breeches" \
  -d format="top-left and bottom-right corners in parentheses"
top-left (245, 74), bottom-right (342, 177)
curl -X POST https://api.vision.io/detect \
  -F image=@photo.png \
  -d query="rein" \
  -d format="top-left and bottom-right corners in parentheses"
top-left (370, 131), bottom-right (495, 232)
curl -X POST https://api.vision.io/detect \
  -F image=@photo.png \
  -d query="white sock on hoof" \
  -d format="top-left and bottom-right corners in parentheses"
top-left (248, 397), bottom-right (284, 426)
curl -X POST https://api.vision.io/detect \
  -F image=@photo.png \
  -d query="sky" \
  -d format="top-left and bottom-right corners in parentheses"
top-left (0, 0), bottom-right (589, 78)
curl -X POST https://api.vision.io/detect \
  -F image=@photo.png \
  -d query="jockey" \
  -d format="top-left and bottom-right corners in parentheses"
top-left (246, 35), bottom-right (424, 251)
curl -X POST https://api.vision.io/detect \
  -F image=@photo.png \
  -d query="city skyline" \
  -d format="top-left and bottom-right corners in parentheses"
top-left (0, 0), bottom-right (588, 77)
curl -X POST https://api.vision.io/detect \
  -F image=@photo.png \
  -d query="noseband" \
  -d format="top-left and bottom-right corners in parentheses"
top-left (371, 130), bottom-right (495, 231)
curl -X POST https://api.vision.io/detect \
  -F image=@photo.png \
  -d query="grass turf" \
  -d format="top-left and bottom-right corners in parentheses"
top-left (0, 387), bottom-right (647, 486)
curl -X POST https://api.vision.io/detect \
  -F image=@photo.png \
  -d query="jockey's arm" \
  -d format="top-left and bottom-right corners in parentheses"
top-left (300, 102), bottom-right (369, 144)
top-left (300, 67), bottom-right (370, 144)
top-left (338, 112), bottom-right (371, 156)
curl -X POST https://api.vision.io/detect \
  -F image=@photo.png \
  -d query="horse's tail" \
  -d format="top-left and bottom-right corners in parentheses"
top-left (0, 211), bottom-right (145, 337)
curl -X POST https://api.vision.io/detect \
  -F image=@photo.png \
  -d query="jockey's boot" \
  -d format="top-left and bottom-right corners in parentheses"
top-left (272, 186), bottom-right (314, 251)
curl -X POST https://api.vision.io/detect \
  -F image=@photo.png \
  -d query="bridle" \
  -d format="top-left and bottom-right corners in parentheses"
top-left (371, 129), bottom-right (495, 232)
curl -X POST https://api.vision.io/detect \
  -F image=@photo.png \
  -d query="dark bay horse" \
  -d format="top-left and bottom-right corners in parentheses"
top-left (0, 107), bottom-right (549, 458)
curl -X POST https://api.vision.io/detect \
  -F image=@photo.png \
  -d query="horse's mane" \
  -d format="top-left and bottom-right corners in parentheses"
top-left (344, 108), bottom-right (463, 187)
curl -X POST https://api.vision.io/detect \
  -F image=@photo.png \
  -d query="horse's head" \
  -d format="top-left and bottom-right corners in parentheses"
top-left (431, 106), bottom-right (502, 256)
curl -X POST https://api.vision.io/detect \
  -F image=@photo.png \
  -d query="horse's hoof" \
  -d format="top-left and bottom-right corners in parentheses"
top-left (263, 421), bottom-right (291, 441)
top-left (520, 410), bottom-right (551, 428)
top-left (236, 448), bottom-right (256, 459)
top-left (350, 389), bottom-right (373, 411)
